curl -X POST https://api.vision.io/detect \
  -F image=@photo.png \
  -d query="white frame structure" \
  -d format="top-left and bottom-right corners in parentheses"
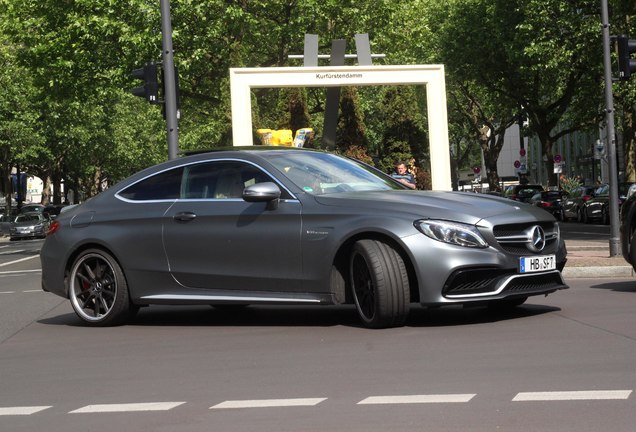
top-left (229, 65), bottom-right (451, 190)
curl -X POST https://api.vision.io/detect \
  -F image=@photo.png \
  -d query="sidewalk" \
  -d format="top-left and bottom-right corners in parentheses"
top-left (562, 239), bottom-right (634, 278)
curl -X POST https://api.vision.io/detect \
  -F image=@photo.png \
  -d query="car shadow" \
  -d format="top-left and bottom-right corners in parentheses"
top-left (589, 280), bottom-right (636, 293)
top-left (38, 302), bottom-right (560, 329)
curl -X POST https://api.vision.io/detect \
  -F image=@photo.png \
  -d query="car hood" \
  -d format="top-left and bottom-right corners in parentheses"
top-left (314, 190), bottom-right (551, 225)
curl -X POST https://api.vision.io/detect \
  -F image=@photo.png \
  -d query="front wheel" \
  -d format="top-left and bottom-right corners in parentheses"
top-left (350, 240), bottom-right (410, 328)
top-left (68, 248), bottom-right (135, 326)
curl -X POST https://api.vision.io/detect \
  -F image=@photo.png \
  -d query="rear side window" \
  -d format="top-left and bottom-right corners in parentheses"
top-left (118, 167), bottom-right (184, 201)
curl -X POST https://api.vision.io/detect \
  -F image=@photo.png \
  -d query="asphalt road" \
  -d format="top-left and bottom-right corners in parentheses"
top-left (1, 230), bottom-right (635, 431)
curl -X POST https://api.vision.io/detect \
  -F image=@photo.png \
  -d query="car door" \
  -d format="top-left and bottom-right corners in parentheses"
top-left (162, 160), bottom-right (304, 293)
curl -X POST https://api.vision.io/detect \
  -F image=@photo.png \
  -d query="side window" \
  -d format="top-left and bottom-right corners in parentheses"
top-left (118, 167), bottom-right (184, 201)
top-left (181, 161), bottom-right (286, 200)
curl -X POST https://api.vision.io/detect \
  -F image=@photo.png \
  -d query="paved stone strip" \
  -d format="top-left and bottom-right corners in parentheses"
top-left (211, 398), bottom-right (327, 409)
top-left (512, 390), bottom-right (632, 401)
top-left (70, 402), bottom-right (186, 413)
top-left (358, 394), bottom-right (475, 404)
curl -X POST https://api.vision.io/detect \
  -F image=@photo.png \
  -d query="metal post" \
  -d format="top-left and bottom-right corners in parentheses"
top-left (600, 0), bottom-right (621, 256)
top-left (321, 39), bottom-right (346, 149)
top-left (160, 0), bottom-right (179, 160)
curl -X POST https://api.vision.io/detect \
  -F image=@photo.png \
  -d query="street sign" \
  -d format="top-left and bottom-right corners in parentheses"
top-left (519, 148), bottom-right (526, 157)
top-left (473, 166), bottom-right (481, 174)
top-left (553, 154), bottom-right (562, 164)
top-left (514, 160), bottom-right (521, 168)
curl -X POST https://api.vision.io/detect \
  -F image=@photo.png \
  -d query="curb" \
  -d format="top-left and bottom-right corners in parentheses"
top-left (562, 265), bottom-right (634, 279)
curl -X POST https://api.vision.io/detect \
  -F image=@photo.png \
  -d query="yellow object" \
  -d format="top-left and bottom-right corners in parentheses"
top-left (256, 129), bottom-right (273, 145)
top-left (256, 129), bottom-right (295, 146)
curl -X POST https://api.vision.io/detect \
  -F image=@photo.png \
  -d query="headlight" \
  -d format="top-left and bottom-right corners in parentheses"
top-left (414, 220), bottom-right (489, 248)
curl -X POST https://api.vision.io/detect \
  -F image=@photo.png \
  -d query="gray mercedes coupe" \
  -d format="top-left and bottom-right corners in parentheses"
top-left (40, 147), bottom-right (568, 328)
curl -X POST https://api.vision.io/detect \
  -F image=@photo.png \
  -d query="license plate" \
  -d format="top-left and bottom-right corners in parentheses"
top-left (519, 255), bottom-right (556, 273)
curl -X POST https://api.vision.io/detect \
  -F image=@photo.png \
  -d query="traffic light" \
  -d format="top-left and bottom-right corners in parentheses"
top-left (617, 36), bottom-right (636, 81)
top-left (131, 63), bottom-right (159, 103)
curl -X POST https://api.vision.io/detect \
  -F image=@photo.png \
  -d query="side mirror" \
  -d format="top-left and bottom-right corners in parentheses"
top-left (242, 182), bottom-right (281, 210)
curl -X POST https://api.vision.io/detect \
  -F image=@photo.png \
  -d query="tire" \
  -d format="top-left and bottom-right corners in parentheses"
top-left (349, 239), bottom-right (410, 329)
top-left (629, 231), bottom-right (636, 269)
top-left (602, 208), bottom-right (609, 225)
top-left (68, 248), bottom-right (134, 326)
top-left (558, 209), bottom-right (565, 222)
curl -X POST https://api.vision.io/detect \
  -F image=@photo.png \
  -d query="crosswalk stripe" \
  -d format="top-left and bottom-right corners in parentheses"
top-left (0, 269), bottom-right (42, 275)
top-left (512, 390), bottom-right (632, 401)
top-left (0, 255), bottom-right (39, 267)
top-left (0, 249), bottom-right (25, 255)
top-left (70, 402), bottom-right (186, 413)
top-left (0, 406), bottom-right (51, 416)
top-left (358, 394), bottom-right (476, 405)
top-left (211, 398), bottom-right (327, 409)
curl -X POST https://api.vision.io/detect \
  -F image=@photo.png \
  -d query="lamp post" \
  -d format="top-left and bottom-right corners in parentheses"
top-left (600, 0), bottom-right (620, 256)
top-left (160, 0), bottom-right (179, 160)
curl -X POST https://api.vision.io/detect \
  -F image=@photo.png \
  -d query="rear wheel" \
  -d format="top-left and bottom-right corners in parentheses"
top-left (602, 208), bottom-right (609, 225)
top-left (68, 248), bottom-right (135, 326)
top-left (576, 207), bottom-right (583, 223)
top-left (350, 240), bottom-right (410, 328)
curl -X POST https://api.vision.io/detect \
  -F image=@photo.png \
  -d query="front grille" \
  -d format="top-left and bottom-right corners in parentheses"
top-left (501, 272), bottom-right (565, 294)
top-left (493, 221), bottom-right (559, 256)
top-left (443, 267), bottom-right (567, 298)
top-left (442, 268), bottom-right (512, 296)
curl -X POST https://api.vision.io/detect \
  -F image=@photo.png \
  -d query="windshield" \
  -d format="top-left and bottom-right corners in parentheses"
top-left (15, 214), bottom-right (40, 223)
top-left (264, 151), bottom-right (403, 195)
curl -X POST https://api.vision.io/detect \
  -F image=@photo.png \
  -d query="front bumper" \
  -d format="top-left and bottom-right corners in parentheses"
top-left (403, 221), bottom-right (568, 305)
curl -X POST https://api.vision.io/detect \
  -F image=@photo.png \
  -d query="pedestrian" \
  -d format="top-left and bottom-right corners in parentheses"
top-left (391, 161), bottom-right (417, 189)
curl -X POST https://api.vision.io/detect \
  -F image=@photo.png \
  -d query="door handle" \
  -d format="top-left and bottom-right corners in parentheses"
top-left (174, 212), bottom-right (197, 222)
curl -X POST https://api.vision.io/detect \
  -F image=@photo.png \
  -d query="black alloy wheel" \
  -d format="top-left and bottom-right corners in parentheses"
top-left (69, 249), bottom-right (136, 326)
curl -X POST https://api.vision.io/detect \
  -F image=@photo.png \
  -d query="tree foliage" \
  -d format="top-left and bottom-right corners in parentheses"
top-left (0, 0), bottom-right (632, 201)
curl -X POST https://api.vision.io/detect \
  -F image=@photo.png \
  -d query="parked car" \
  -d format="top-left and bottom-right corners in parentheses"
top-left (504, 184), bottom-right (545, 203)
top-left (529, 190), bottom-right (568, 221)
top-left (9, 212), bottom-right (51, 241)
top-left (43, 204), bottom-right (68, 220)
top-left (40, 148), bottom-right (568, 328)
top-left (581, 183), bottom-right (632, 224)
top-left (19, 203), bottom-right (45, 214)
top-left (0, 213), bottom-right (15, 236)
top-left (562, 185), bottom-right (596, 222)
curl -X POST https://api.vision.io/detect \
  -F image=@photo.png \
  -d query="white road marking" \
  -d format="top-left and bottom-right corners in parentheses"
top-left (0, 406), bottom-right (51, 416)
top-left (358, 394), bottom-right (476, 405)
top-left (23, 289), bottom-right (42, 293)
top-left (513, 390), bottom-right (632, 401)
top-left (0, 255), bottom-right (39, 267)
top-left (70, 401), bottom-right (186, 413)
top-left (0, 269), bottom-right (41, 275)
top-left (0, 249), bottom-right (25, 255)
top-left (0, 291), bottom-right (15, 294)
top-left (211, 398), bottom-right (327, 409)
